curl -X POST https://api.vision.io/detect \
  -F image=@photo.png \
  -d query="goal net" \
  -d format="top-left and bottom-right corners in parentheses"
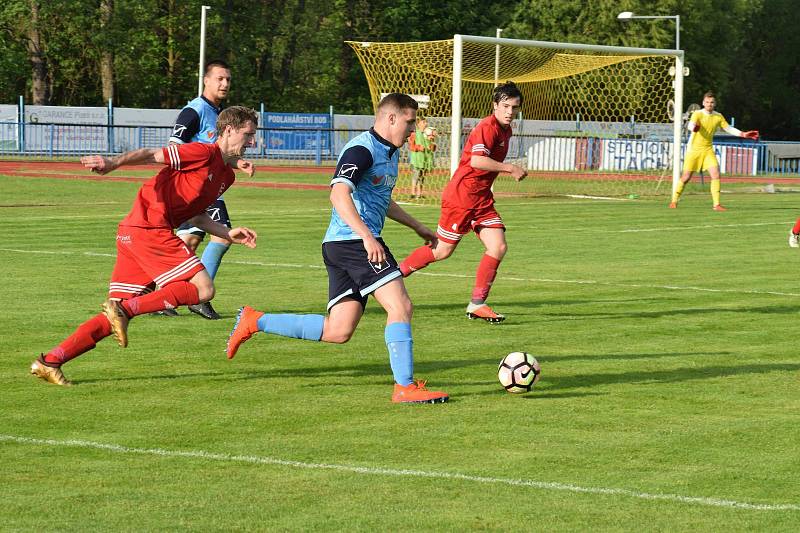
top-left (347, 36), bottom-right (684, 203)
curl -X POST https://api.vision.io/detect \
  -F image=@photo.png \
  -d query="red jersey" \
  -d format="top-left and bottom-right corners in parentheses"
top-left (442, 115), bottom-right (512, 209)
top-left (120, 143), bottom-right (235, 229)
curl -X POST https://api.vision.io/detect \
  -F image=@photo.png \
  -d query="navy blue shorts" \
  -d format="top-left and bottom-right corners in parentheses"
top-left (176, 198), bottom-right (231, 238)
top-left (322, 238), bottom-right (403, 311)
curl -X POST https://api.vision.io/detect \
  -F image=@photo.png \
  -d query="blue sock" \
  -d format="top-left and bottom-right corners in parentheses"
top-left (385, 322), bottom-right (413, 386)
top-left (256, 314), bottom-right (324, 341)
top-left (201, 242), bottom-right (229, 280)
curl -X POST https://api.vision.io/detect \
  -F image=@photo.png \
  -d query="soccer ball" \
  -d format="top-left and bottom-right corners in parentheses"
top-left (498, 352), bottom-right (541, 393)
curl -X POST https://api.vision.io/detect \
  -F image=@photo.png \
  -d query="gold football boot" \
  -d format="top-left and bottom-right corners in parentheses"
top-left (102, 298), bottom-right (129, 348)
top-left (30, 356), bottom-right (71, 386)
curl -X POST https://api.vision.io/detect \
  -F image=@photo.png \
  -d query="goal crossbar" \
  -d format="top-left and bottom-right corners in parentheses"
top-left (450, 34), bottom-right (685, 192)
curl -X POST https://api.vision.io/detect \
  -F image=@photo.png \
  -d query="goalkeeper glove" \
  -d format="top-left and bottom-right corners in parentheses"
top-left (742, 130), bottom-right (759, 140)
top-left (689, 122), bottom-right (700, 133)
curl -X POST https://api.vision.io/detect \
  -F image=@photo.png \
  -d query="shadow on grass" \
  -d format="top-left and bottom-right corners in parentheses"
top-left (76, 371), bottom-right (228, 385)
top-left (545, 362), bottom-right (800, 391)
top-left (540, 303), bottom-right (800, 320)
top-left (72, 354), bottom-right (797, 398)
top-left (412, 296), bottom-right (669, 314)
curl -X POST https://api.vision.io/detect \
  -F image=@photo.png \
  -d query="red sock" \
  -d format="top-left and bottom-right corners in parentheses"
top-left (471, 254), bottom-right (502, 303)
top-left (400, 245), bottom-right (435, 277)
top-left (44, 313), bottom-right (112, 366)
top-left (793, 218), bottom-right (800, 235)
top-left (121, 281), bottom-right (200, 316)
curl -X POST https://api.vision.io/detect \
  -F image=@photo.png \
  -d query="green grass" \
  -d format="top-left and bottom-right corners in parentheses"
top-left (1, 172), bottom-right (799, 530)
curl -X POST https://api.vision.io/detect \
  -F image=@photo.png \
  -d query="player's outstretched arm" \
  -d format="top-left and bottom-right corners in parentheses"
top-left (387, 200), bottom-right (437, 245)
top-left (81, 148), bottom-right (164, 175)
top-left (187, 214), bottom-right (257, 248)
top-left (471, 155), bottom-right (527, 181)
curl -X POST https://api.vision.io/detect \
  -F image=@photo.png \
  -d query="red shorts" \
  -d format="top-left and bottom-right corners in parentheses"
top-left (108, 225), bottom-right (204, 299)
top-left (436, 204), bottom-right (505, 244)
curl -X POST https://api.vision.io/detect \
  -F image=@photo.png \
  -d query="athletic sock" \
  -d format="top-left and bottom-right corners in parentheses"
top-left (121, 281), bottom-right (200, 317)
top-left (385, 322), bottom-right (413, 386)
top-left (711, 179), bottom-right (721, 206)
top-left (201, 241), bottom-right (229, 280)
top-left (793, 218), bottom-right (800, 235)
top-left (471, 254), bottom-right (502, 304)
top-left (256, 314), bottom-right (324, 341)
top-left (672, 181), bottom-right (686, 203)
top-left (399, 245), bottom-right (435, 277)
top-left (44, 313), bottom-right (112, 366)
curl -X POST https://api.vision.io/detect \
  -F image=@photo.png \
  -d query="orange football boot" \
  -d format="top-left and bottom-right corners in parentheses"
top-left (466, 303), bottom-right (506, 323)
top-left (226, 306), bottom-right (264, 359)
top-left (392, 380), bottom-right (449, 404)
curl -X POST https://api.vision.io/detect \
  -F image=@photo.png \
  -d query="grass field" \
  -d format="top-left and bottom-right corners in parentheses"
top-left (2, 168), bottom-right (799, 531)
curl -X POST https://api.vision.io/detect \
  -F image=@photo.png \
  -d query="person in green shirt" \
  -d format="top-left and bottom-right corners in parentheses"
top-left (407, 117), bottom-right (436, 198)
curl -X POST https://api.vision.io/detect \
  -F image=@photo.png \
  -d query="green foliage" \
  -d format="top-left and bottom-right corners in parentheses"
top-left (0, 0), bottom-right (797, 136)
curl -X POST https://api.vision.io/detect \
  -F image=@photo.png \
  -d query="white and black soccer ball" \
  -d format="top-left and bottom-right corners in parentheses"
top-left (498, 351), bottom-right (541, 393)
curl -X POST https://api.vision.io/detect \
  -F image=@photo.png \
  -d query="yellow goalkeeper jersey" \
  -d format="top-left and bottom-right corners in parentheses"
top-left (688, 110), bottom-right (730, 151)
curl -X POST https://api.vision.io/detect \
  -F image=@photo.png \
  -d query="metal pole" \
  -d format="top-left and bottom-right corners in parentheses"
top-left (198, 5), bottom-right (210, 97)
top-left (494, 28), bottom-right (503, 87)
top-left (450, 35), bottom-right (464, 177)
top-left (18, 95), bottom-right (24, 153)
top-left (672, 52), bottom-right (685, 196)
top-left (675, 15), bottom-right (680, 50)
top-left (260, 102), bottom-right (266, 156)
top-left (107, 97), bottom-right (114, 154)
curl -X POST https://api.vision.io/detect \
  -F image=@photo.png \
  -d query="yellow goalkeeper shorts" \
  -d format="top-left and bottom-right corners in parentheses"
top-left (683, 148), bottom-right (719, 172)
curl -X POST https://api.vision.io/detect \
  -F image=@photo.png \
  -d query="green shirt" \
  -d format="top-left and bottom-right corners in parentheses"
top-left (409, 131), bottom-right (435, 171)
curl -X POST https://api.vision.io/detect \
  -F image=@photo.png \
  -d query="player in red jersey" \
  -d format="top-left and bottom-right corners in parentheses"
top-left (30, 106), bottom-right (259, 386)
top-left (399, 81), bottom-right (527, 323)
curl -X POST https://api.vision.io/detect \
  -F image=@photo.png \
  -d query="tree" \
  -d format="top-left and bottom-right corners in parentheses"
top-left (99, 0), bottom-right (114, 102)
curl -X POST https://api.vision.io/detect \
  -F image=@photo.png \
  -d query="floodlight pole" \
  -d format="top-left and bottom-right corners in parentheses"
top-left (198, 5), bottom-right (211, 97)
top-left (494, 28), bottom-right (503, 87)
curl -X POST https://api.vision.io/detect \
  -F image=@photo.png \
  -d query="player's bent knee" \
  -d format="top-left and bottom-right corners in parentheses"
top-left (191, 280), bottom-right (215, 302)
top-left (322, 329), bottom-right (354, 344)
top-left (384, 299), bottom-right (413, 324)
top-left (493, 243), bottom-right (508, 258)
top-left (432, 243), bottom-right (456, 260)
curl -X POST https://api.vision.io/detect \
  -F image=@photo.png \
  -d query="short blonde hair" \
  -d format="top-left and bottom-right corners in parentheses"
top-left (216, 106), bottom-right (258, 137)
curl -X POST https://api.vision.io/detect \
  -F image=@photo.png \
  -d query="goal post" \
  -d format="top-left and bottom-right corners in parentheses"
top-left (347, 36), bottom-right (685, 201)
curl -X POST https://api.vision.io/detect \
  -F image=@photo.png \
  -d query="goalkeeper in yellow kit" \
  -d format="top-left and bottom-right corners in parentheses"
top-left (670, 92), bottom-right (759, 211)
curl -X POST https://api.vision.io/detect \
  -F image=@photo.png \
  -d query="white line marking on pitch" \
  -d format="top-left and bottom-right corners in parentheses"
top-left (1, 435), bottom-right (796, 512)
top-left (519, 221), bottom-right (792, 234)
top-left (2, 248), bottom-right (799, 297)
top-left (616, 221), bottom-right (792, 233)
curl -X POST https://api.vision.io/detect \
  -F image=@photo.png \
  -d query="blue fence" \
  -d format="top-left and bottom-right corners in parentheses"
top-left (0, 122), bottom-right (366, 165)
top-left (2, 120), bottom-right (799, 176)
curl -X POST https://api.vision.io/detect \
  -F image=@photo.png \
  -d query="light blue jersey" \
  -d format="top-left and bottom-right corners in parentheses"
top-left (323, 129), bottom-right (399, 243)
top-left (170, 96), bottom-right (224, 203)
top-left (169, 96), bottom-right (221, 145)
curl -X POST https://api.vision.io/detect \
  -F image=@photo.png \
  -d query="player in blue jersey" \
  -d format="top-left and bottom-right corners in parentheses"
top-left (226, 93), bottom-right (449, 403)
top-left (167, 60), bottom-right (254, 320)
